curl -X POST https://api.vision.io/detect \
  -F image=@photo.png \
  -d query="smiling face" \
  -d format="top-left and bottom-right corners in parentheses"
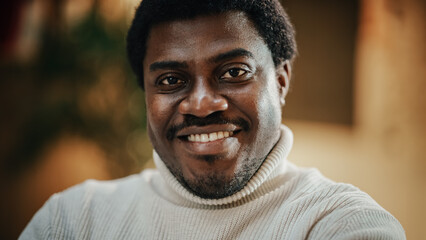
top-left (143, 12), bottom-right (290, 199)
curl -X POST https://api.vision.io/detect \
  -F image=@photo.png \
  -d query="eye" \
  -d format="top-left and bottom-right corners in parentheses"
top-left (221, 68), bottom-right (247, 79)
top-left (159, 76), bottom-right (183, 85)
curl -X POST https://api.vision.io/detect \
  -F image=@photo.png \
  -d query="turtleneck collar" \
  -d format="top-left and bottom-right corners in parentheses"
top-left (153, 124), bottom-right (293, 207)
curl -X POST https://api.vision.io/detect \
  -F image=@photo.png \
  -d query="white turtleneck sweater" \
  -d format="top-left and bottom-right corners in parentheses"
top-left (20, 126), bottom-right (405, 239)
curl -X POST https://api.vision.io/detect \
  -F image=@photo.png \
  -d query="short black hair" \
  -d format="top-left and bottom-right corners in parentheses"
top-left (127, 0), bottom-right (297, 89)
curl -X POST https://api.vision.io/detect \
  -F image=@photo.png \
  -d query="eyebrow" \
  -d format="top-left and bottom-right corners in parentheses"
top-left (210, 48), bottom-right (254, 63)
top-left (149, 48), bottom-right (254, 72)
top-left (149, 61), bottom-right (188, 72)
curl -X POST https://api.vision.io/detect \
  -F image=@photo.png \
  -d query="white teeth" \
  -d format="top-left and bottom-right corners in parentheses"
top-left (188, 135), bottom-right (195, 141)
top-left (209, 132), bottom-right (218, 141)
top-left (200, 134), bottom-right (209, 142)
top-left (187, 131), bottom-right (234, 142)
top-left (217, 131), bottom-right (224, 139)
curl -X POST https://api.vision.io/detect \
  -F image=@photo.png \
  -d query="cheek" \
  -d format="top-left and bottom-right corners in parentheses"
top-left (253, 78), bottom-right (283, 140)
top-left (259, 88), bottom-right (281, 120)
top-left (146, 96), bottom-right (172, 137)
top-left (239, 81), bottom-right (282, 125)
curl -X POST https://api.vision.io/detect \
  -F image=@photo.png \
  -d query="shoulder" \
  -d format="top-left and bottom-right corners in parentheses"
top-left (65, 168), bottom-right (156, 196)
top-left (19, 168), bottom-right (158, 240)
top-left (51, 168), bottom-right (157, 207)
top-left (287, 164), bottom-right (380, 208)
top-left (287, 165), bottom-right (406, 239)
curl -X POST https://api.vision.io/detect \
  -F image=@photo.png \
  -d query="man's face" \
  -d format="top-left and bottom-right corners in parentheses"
top-left (143, 12), bottom-right (289, 198)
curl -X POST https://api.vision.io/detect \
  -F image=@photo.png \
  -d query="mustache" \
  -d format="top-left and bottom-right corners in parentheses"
top-left (166, 112), bottom-right (249, 141)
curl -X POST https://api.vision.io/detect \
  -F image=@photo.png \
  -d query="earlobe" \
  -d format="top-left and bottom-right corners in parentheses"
top-left (276, 60), bottom-right (291, 106)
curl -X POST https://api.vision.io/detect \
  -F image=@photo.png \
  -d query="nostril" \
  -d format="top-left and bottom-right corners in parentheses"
top-left (212, 98), bottom-right (228, 111)
top-left (178, 94), bottom-right (228, 118)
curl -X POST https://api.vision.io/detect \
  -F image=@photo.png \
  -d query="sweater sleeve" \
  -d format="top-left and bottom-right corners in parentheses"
top-left (308, 208), bottom-right (406, 240)
top-left (18, 194), bottom-right (60, 240)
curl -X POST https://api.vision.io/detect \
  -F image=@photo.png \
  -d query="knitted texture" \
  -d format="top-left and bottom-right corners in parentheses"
top-left (20, 125), bottom-right (405, 239)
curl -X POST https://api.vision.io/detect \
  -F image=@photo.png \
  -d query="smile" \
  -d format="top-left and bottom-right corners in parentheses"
top-left (175, 125), bottom-right (242, 156)
top-left (187, 131), bottom-right (234, 142)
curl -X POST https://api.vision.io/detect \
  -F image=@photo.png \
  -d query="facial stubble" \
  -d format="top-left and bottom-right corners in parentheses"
top-left (166, 154), bottom-right (267, 199)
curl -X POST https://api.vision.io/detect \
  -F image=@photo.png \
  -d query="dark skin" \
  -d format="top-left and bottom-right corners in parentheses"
top-left (143, 11), bottom-right (291, 199)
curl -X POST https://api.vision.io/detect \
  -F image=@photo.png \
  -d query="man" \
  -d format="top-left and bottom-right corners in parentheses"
top-left (21, 0), bottom-right (405, 239)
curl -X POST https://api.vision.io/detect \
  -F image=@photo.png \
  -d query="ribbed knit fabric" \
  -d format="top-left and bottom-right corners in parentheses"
top-left (20, 125), bottom-right (406, 240)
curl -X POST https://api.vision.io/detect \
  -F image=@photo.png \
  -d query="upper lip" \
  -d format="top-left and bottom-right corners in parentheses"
top-left (176, 124), bottom-right (241, 137)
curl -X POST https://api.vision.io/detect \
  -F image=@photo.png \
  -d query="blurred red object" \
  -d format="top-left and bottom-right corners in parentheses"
top-left (0, 1), bottom-right (25, 56)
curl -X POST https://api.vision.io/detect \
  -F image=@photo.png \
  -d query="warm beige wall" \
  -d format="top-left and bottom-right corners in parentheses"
top-left (286, 0), bottom-right (425, 238)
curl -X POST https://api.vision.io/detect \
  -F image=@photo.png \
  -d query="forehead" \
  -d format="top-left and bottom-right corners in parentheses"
top-left (143, 11), bottom-right (270, 67)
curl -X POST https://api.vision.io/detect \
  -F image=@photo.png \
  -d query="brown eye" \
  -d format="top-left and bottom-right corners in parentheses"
top-left (222, 68), bottom-right (246, 78)
top-left (160, 76), bottom-right (182, 85)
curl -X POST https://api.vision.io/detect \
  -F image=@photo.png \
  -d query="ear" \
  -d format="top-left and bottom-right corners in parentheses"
top-left (276, 60), bottom-right (291, 106)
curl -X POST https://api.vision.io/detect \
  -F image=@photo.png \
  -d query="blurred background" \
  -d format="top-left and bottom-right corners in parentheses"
top-left (0, 0), bottom-right (424, 239)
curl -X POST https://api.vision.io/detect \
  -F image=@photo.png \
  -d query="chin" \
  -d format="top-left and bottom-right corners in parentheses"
top-left (184, 173), bottom-right (245, 199)
top-left (182, 155), bottom-right (264, 199)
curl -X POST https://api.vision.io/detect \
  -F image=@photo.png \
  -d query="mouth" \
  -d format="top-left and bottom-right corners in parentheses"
top-left (176, 125), bottom-right (242, 143)
top-left (175, 125), bottom-right (243, 158)
top-left (186, 130), bottom-right (236, 142)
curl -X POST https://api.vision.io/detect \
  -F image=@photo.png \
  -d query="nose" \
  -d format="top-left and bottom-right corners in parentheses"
top-left (178, 79), bottom-right (228, 118)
